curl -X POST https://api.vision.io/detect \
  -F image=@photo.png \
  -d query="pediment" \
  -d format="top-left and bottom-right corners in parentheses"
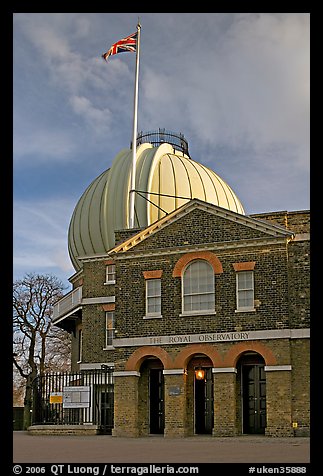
top-left (109, 199), bottom-right (293, 255)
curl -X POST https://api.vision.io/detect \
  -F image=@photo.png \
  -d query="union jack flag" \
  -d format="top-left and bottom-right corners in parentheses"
top-left (102, 31), bottom-right (137, 61)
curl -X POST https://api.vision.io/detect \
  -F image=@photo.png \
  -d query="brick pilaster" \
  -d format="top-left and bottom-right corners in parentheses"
top-left (112, 373), bottom-right (140, 437)
top-left (163, 371), bottom-right (188, 438)
top-left (265, 368), bottom-right (293, 437)
top-left (213, 369), bottom-right (239, 436)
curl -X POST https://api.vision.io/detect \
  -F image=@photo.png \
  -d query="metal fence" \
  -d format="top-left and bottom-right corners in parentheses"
top-left (136, 129), bottom-right (190, 157)
top-left (32, 368), bottom-right (114, 434)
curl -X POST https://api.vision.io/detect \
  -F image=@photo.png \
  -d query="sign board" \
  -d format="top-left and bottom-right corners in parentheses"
top-left (112, 328), bottom-right (310, 348)
top-left (168, 386), bottom-right (181, 396)
top-left (49, 392), bottom-right (63, 404)
top-left (63, 386), bottom-right (90, 408)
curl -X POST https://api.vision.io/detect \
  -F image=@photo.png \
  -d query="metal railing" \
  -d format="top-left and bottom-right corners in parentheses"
top-left (32, 368), bottom-right (114, 434)
top-left (136, 128), bottom-right (190, 157)
top-left (53, 287), bottom-right (82, 321)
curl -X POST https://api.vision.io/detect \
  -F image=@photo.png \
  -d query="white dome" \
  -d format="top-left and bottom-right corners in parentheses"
top-left (68, 141), bottom-right (245, 271)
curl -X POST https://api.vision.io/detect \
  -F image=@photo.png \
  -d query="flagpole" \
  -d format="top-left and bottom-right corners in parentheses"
top-left (129, 21), bottom-right (141, 229)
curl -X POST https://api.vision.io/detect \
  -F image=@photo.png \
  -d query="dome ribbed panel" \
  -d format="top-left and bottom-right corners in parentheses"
top-left (146, 149), bottom-right (245, 223)
top-left (172, 156), bottom-right (194, 205)
top-left (105, 148), bottom-right (131, 240)
top-left (68, 207), bottom-right (81, 271)
top-left (204, 166), bottom-right (245, 214)
top-left (68, 169), bottom-right (110, 271)
top-left (88, 172), bottom-right (108, 253)
top-left (135, 145), bottom-right (155, 226)
top-left (158, 154), bottom-right (177, 220)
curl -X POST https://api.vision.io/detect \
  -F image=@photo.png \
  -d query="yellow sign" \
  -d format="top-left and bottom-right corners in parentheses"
top-left (50, 392), bottom-right (63, 404)
top-left (292, 422), bottom-right (298, 428)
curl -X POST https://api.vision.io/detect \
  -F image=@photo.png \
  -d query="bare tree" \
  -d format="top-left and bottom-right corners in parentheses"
top-left (13, 372), bottom-right (25, 406)
top-left (13, 273), bottom-right (71, 429)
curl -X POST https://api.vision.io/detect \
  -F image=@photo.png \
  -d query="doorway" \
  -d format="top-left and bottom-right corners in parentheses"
top-left (100, 387), bottom-right (114, 434)
top-left (149, 368), bottom-right (164, 434)
top-left (240, 353), bottom-right (266, 434)
top-left (194, 367), bottom-right (213, 434)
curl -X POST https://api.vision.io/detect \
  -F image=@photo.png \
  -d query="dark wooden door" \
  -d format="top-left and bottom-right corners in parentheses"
top-left (243, 364), bottom-right (266, 434)
top-left (195, 368), bottom-right (213, 434)
top-left (149, 369), bottom-right (164, 434)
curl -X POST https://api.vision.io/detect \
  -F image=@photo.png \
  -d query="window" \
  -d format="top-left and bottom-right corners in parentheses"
top-left (105, 312), bottom-right (115, 347)
top-left (77, 329), bottom-right (83, 362)
top-left (145, 279), bottom-right (162, 317)
top-left (236, 271), bottom-right (255, 311)
top-left (105, 264), bottom-right (115, 284)
top-left (182, 260), bottom-right (215, 314)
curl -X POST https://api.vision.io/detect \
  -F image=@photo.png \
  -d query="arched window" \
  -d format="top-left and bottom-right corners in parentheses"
top-left (182, 260), bottom-right (215, 314)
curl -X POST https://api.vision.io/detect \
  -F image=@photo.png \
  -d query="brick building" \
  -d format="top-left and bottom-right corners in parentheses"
top-left (51, 132), bottom-right (310, 438)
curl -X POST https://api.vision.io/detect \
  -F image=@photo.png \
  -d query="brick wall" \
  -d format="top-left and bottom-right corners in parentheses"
top-left (113, 244), bottom-right (291, 340)
top-left (132, 208), bottom-right (279, 252)
top-left (290, 339), bottom-right (310, 435)
top-left (287, 240), bottom-right (310, 328)
top-left (115, 228), bottom-right (143, 246)
top-left (250, 210), bottom-right (310, 233)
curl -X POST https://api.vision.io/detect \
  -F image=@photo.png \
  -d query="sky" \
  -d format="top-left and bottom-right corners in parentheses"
top-left (13, 12), bottom-right (310, 290)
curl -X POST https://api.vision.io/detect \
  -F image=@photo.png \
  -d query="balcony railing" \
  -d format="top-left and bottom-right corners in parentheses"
top-left (53, 287), bottom-right (82, 322)
top-left (135, 129), bottom-right (190, 157)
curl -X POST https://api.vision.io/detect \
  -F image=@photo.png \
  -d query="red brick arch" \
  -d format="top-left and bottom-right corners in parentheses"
top-left (173, 344), bottom-right (223, 369)
top-left (172, 251), bottom-right (223, 277)
top-left (222, 341), bottom-right (277, 367)
top-left (125, 346), bottom-right (173, 371)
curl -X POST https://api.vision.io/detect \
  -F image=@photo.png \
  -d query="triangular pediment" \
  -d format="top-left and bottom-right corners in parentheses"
top-left (109, 199), bottom-right (293, 254)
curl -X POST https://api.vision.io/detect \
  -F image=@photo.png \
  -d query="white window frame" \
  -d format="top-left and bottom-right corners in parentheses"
top-left (144, 278), bottom-right (162, 319)
top-left (181, 260), bottom-right (215, 316)
top-left (104, 264), bottom-right (116, 284)
top-left (105, 311), bottom-right (115, 348)
top-left (235, 270), bottom-right (255, 312)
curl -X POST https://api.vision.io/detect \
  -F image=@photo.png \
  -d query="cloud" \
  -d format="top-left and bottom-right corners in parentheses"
top-left (14, 13), bottom-right (132, 96)
top-left (14, 13), bottom-right (136, 162)
top-left (13, 198), bottom-right (75, 283)
top-left (13, 126), bottom-right (78, 162)
top-left (69, 95), bottom-right (112, 136)
top-left (141, 13), bottom-right (309, 170)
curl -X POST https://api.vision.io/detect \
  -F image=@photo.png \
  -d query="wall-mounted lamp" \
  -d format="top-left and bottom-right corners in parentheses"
top-left (195, 368), bottom-right (205, 380)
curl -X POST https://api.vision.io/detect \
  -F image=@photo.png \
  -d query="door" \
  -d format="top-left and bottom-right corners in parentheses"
top-left (195, 367), bottom-right (213, 434)
top-left (149, 369), bottom-right (164, 434)
top-left (242, 364), bottom-right (266, 434)
top-left (100, 387), bottom-right (114, 434)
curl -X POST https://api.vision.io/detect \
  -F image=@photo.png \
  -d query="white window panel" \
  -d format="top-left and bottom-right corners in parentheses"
top-left (236, 271), bottom-right (255, 311)
top-left (105, 265), bottom-right (116, 284)
top-left (146, 279), bottom-right (161, 316)
top-left (182, 260), bottom-right (215, 313)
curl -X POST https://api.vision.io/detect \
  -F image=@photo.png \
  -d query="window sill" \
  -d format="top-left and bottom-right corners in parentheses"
top-left (104, 281), bottom-right (116, 285)
top-left (179, 310), bottom-right (216, 317)
top-left (143, 314), bottom-right (163, 319)
top-left (235, 308), bottom-right (256, 313)
top-left (103, 346), bottom-right (115, 350)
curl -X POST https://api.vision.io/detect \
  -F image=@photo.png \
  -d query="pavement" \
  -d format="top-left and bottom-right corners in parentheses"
top-left (13, 431), bottom-right (310, 464)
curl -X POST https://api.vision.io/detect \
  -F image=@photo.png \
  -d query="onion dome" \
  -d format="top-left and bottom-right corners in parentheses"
top-left (68, 131), bottom-right (245, 271)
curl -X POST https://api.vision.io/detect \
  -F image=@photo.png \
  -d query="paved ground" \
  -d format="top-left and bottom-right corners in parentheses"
top-left (13, 431), bottom-right (310, 464)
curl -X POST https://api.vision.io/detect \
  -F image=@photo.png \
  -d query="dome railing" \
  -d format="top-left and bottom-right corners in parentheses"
top-left (135, 128), bottom-right (190, 157)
